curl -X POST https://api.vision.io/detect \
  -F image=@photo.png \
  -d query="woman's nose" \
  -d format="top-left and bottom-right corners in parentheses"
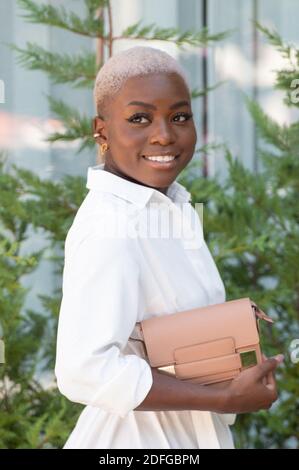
top-left (149, 119), bottom-right (175, 145)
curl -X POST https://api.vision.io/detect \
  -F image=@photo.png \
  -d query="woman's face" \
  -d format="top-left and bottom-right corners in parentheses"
top-left (93, 72), bottom-right (197, 194)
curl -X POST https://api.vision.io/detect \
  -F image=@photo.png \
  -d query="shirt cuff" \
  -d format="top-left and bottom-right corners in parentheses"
top-left (89, 355), bottom-right (153, 418)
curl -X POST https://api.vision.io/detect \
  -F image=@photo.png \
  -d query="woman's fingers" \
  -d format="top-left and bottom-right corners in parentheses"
top-left (260, 353), bottom-right (284, 386)
top-left (265, 370), bottom-right (276, 390)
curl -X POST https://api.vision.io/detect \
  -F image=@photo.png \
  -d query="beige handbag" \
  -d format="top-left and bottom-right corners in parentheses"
top-left (129, 298), bottom-right (273, 385)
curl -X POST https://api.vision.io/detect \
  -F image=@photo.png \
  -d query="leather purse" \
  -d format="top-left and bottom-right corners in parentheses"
top-left (129, 298), bottom-right (274, 385)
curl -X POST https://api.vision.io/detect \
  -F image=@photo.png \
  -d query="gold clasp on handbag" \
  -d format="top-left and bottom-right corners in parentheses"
top-left (240, 350), bottom-right (258, 368)
top-left (157, 365), bottom-right (176, 376)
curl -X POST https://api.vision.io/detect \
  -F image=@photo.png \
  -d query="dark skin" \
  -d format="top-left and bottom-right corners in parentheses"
top-left (93, 72), bottom-right (197, 195)
top-left (93, 72), bottom-right (284, 414)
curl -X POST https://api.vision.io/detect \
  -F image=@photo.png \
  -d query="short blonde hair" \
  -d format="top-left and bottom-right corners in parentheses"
top-left (93, 46), bottom-right (190, 117)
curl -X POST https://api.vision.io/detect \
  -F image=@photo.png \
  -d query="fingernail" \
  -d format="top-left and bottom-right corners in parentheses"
top-left (274, 354), bottom-right (284, 363)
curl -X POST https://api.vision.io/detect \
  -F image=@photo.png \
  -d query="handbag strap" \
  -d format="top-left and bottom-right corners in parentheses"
top-left (251, 301), bottom-right (274, 323)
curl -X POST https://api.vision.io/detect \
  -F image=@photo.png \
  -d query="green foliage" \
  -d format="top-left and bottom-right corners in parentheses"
top-left (122, 21), bottom-right (232, 48)
top-left (3, 0), bottom-right (297, 450)
top-left (12, 43), bottom-right (98, 88)
top-left (0, 158), bottom-right (85, 448)
top-left (254, 21), bottom-right (299, 109)
top-left (179, 25), bottom-right (299, 448)
top-left (18, 0), bottom-right (107, 37)
top-left (46, 97), bottom-right (95, 152)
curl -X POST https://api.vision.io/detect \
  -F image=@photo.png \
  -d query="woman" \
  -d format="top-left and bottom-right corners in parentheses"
top-left (55, 46), bottom-right (282, 449)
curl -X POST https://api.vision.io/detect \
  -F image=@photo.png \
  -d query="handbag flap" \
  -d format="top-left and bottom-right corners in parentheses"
top-left (174, 337), bottom-right (236, 363)
top-left (174, 353), bottom-right (242, 379)
top-left (140, 297), bottom-right (259, 368)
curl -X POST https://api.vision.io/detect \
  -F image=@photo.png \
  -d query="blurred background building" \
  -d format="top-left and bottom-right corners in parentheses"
top-left (0, 0), bottom-right (298, 311)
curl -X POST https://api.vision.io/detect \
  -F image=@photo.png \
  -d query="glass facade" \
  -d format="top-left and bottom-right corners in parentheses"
top-left (0, 0), bottom-right (297, 307)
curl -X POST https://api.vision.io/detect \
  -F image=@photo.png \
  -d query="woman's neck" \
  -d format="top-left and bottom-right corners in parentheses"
top-left (103, 163), bottom-right (169, 195)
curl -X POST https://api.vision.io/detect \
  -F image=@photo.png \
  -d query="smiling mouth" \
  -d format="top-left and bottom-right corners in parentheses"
top-left (142, 155), bottom-right (179, 161)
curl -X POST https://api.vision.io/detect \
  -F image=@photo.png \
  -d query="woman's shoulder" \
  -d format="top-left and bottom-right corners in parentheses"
top-left (65, 190), bottom-right (139, 250)
top-left (73, 189), bottom-right (132, 224)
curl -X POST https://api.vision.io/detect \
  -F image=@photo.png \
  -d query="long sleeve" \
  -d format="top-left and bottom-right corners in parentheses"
top-left (54, 227), bottom-right (153, 418)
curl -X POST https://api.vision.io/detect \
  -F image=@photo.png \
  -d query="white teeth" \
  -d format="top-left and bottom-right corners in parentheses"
top-left (144, 155), bottom-right (176, 162)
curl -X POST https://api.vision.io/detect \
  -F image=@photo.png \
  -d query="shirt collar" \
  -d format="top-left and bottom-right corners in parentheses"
top-left (86, 163), bottom-right (192, 209)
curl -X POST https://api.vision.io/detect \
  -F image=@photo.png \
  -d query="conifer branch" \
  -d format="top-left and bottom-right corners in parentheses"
top-left (119, 22), bottom-right (232, 49)
top-left (191, 80), bottom-right (227, 99)
top-left (254, 22), bottom-right (299, 108)
top-left (18, 0), bottom-right (106, 38)
top-left (46, 97), bottom-right (94, 153)
top-left (12, 43), bottom-right (98, 88)
top-left (245, 96), bottom-right (291, 152)
top-left (18, 1), bottom-right (231, 48)
top-left (254, 20), bottom-right (294, 62)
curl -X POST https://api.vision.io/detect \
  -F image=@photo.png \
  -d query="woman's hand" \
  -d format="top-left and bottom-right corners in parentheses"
top-left (135, 354), bottom-right (283, 414)
top-left (217, 354), bottom-right (284, 414)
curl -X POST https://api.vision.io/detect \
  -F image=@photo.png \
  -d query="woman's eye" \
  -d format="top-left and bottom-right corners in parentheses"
top-left (127, 112), bottom-right (193, 124)
top-left (128, 114), bottom-right (149, 124)
top-left (173, 113), bottom-right (193, 122)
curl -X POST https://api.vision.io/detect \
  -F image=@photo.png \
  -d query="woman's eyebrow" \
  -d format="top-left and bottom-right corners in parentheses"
top-left (126, 100), bottom-right (190, 110)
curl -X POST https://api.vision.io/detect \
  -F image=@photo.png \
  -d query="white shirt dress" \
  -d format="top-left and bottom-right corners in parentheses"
top-left (55, 163), bottom-right (235, 449)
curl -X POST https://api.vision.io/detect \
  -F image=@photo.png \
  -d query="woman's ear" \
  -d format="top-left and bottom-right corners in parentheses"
top-left (93, 116), bottom-right (108, 164)
top-left (92, 116), bottom-right (107, 143)
top-left (92, 117), bottom-right (98, 134)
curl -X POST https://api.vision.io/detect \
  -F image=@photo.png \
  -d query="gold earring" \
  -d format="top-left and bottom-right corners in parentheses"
top-left (100, 143), bottom-right (108, 156)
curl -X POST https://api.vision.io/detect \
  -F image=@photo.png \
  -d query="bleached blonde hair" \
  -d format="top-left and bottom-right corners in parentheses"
top-left (93, 46), bottom-right (190, 118)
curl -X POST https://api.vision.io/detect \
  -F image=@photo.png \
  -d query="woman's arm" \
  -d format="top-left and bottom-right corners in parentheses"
top-left (134, 356), bottom-right (283, 414)
top-left (55, 232), bottom-right (154, 418)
